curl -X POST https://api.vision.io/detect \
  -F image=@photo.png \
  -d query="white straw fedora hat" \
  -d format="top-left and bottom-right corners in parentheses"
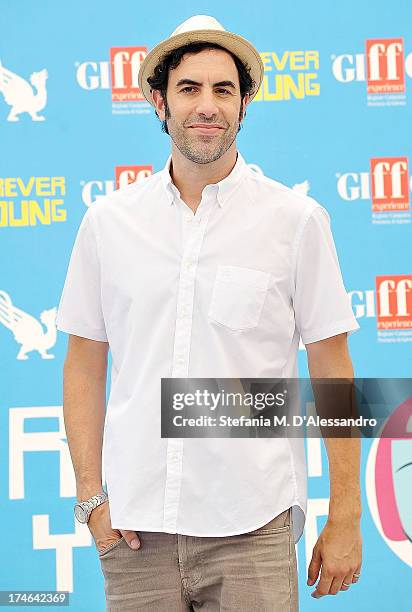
top-left (138, 15), bottom-right (263, 106)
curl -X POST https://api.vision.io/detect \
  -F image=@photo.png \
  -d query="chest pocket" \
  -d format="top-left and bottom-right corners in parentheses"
top-left (208, 265), bottom-right (270, 331)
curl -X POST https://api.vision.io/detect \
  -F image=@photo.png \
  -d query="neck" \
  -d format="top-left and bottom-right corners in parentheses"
top-left (169, 142), bottom-right (238, 213)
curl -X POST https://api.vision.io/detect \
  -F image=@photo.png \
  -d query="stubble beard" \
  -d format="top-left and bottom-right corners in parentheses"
top-left (164, 102), bottom-right (243, 165)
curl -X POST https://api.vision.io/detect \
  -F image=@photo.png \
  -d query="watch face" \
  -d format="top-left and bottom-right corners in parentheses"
top-left (74, 504), bottom-right (87, 523)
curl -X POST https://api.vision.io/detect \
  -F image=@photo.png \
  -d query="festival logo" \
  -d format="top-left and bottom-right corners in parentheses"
top-left (371, 157), bottom-right (410, 212)
top-left (0, 291), bottom-right (57, 360)
top-left (349, 288), bottom-right (378, 320)
top-left (0, 60), bottom-right (48, 122)
top-left (336, 156), bottom-right (411, 225)
top-left (376, 275), bottom-right (412, 342)
top-left (331, 37), bottom-right (409, 106)
top-left (349, 281), bottom-right (412, 343)
top-left (115, 165), bottom-right (152, 189)
top-left (81, 164), bottom-right (153, 206)
top-left (366, 38), bottom-right (405, 95)
top-left (75, 47), bottom-right (150, 115)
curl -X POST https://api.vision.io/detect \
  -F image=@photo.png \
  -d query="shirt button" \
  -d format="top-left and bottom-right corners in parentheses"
top-left (185, 216), bottom-right (193, 223)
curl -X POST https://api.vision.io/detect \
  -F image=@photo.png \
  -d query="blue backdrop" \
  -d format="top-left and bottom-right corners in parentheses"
top-left (1, 0), bottom-right (411, 610)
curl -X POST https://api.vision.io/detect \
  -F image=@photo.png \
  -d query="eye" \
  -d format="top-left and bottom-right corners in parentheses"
top-left (180, 85), bottom-right (230, 94)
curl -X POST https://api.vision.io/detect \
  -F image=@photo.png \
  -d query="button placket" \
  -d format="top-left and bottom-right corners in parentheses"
top-left (163, 196), bottom-right (215, 532)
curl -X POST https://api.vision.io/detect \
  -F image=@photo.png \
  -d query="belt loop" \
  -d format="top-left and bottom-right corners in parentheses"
top-left (284, 507), bottom-right (291, 527)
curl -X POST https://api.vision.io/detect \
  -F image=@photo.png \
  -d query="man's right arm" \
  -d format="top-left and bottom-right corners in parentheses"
top-left (63, 333), bottom-right (141, 552)
top-left (63, 334), bottom-right (109, 502)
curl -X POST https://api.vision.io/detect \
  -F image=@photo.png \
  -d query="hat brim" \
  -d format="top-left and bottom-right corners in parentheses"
top-left (138, 29), bottom-right (263, 106)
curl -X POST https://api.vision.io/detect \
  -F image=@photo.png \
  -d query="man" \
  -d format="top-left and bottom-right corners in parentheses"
top-left (56, 15), bottom-right (362, 611)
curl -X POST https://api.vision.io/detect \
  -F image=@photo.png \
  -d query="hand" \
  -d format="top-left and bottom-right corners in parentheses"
top-left (88, 500), bottom-right (141, 553)
top-left (307, 516), bottom-right (362, 598)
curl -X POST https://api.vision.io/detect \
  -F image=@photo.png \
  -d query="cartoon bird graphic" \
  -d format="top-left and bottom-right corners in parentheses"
top-left (292, 180), bottom-right (310, 196)
top-left (0, 291), bottom-right (57, 359)
top-left (0, 60), bottom-right (48, 122)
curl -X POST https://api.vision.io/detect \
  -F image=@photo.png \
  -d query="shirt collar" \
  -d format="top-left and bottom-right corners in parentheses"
top-left (160, 150), bottom-right (247, 208)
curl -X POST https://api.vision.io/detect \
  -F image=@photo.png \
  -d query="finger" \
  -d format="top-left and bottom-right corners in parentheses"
top-left (120, 529), bottom-right (140, 549)
top-left (339, 574), bottom-right (352, 591)
top-left (307, 547), bottom-right (322, 586)
top-left (311, 570), bottom-right (333, 598)
top-left (352, 565), bottom-right (362, 583)
top-left (330, 576), bottom-right (346, 594)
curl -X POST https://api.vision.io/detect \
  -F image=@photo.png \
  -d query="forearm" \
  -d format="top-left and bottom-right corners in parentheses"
top-left (307, 333), bottom-right (362, 521)
top-left (323, 437), bottom-right (362, 521)
top-left (63, 361), bottom-right (107, 501)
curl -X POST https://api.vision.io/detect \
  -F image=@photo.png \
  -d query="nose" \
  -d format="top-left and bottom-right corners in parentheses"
top-left (194, 88), bottom-right (220, 118)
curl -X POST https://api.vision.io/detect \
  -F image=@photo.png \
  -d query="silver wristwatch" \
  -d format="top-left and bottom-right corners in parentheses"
top-left (74, 490), bottom-right (108, 524)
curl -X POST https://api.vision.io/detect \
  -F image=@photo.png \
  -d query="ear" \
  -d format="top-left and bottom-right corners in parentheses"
top-left (240, 93), bottom-right (250, 121)
top-left (151, 89), bottom-right (166, 120)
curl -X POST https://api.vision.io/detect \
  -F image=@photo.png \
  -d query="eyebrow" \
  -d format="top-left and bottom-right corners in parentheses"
top-left (175, 79), bottom-right (237, 89)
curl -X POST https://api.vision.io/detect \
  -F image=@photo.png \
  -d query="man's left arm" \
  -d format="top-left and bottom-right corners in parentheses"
top-left (305, 331), bottom-right (363, 599)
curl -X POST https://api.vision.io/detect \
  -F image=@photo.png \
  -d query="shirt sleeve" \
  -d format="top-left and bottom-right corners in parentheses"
top-left (292, 204), bottom-right (360, 345)
top-left (55, 207), bottom-right (108, 342)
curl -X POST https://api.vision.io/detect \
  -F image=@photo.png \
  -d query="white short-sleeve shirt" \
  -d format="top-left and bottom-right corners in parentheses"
top-left (56, 150), bottom-right (360, 543)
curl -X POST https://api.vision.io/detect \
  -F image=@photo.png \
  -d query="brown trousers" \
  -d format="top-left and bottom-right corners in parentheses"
top-left (99, 507), bottom-right (298, 611)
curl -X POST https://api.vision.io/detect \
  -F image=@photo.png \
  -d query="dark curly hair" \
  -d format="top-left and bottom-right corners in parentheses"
top-left (146, 41), bottom-right (256, 135)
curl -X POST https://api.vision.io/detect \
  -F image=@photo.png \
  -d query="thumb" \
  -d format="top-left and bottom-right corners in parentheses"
top-left (120, 529), bottom-right (140, 550)
top-left (307, 546), bottom-right (321, 586)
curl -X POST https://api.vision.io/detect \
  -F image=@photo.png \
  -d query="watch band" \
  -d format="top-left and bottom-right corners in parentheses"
top-left (74, 490), bottom-right (108, 523)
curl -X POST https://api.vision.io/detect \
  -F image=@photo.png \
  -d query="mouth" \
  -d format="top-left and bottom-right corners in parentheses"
top-left (187, 125), bottom-right (225, 135)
